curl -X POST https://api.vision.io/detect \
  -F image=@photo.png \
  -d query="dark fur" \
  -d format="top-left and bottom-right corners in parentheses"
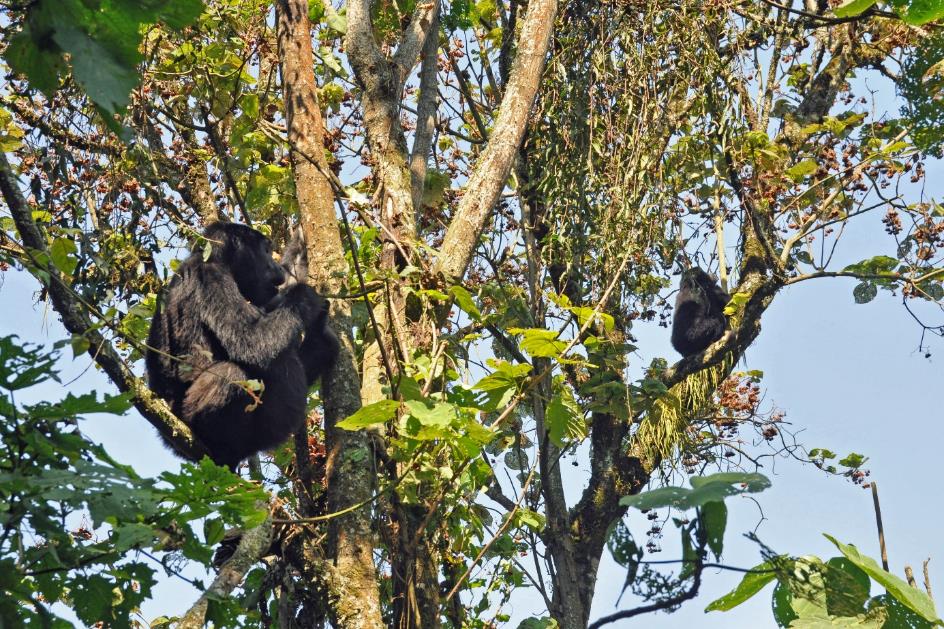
top-left (145, 223), bottom-right (338, 468)
top-left (671, 268), bottom-right (729, 356)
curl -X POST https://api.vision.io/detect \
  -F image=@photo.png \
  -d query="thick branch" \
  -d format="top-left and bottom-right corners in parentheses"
top-left (434, 0), bottom-right (558, 280)
top-left (178, 514), bottom-right (273, 629)
top-left (0, 151), bottom-right (205, 459)
top-left (410, 9), bottom-right (440, 213)
top-left (393, 1), bottom-right (439, 86)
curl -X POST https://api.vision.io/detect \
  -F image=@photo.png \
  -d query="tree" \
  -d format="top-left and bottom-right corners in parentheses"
top-left (0, 0), bottom-right (943, 627)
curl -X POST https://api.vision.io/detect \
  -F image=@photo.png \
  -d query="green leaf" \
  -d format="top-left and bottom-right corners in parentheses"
top-left (786, 159), bottom-right (818, 181)
top-left (701, 501), bottom-right (727, 560)
top-left (517, 617), bottom-right (558, 629)
top-left (326, 7), bottom-right (348, 33)
top-left (705, 560), bottom-right (779, 611)
top-left (336, 399), bottom-right (399, 430)
top-left (514, 508), bottom-right (545, 532)
top-left (203, 518), bottom-right (225, 546)
top-left (450, 285), bottom-right (481, 321)
top-left (833, 0), bottom-right (878, 17)
top-left (308, 0), bottom-right (326, 22)
top-left (49, 237), bottom-right (78, 275)
top-left (620, 472), bottom-right (771, 511)
top-left (773, 581), bottom-right (799, 627)
top-left (824, 535), bottom-right (942, 624)
top-left (509, 328), bottom-right (568, 359)
top-left (404, 399), bottom-right (457, 429)
top-left (72, 574), bottom-right (115, 624)
top-left (825, 557), bottom-right (871, 617)
top-left (545, 387), bottom-right (586, 446)
top-left (901, 0), bottom-right (944, 24)
top-left (853, 282), bottom-right (878, 304)
top-left (723, 292), bottom-right (750, 316)
top-left (4, 29), bottom-right (64, 95)
top-left (872, 594), bottom-right (935, 629)
top-left (843, 256), bottom-right (898, 275)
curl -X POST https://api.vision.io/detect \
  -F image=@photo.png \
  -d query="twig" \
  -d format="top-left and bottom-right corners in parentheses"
top-left (587, 558), bottom-right (704, 629)
top-left (924, 559), bottom-right (933, 599)
top-left (871, 482), bottom-right (889, 572)
top-left (906, 565), bottom-right (917, 588)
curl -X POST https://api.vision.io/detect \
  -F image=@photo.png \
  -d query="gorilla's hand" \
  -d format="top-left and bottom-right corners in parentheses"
top-left (282, 284), bottom-right (321, 327)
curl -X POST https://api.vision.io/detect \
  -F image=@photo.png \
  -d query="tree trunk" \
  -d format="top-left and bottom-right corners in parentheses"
top-left (276, 1), bottom-right (383, 626)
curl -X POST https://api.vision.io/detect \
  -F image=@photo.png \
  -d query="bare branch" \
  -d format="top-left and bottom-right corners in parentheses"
top-left (393, 1), bottom-right (439, 86)
top-left (410, 8), bottom-right (440, 213)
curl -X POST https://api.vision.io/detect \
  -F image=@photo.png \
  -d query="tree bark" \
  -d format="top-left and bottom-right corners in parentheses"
top-left (276, 1), bottom-right (383, 626)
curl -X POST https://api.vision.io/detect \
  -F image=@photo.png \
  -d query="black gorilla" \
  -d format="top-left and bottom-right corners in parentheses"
top-left (670, 268), bottom-right (730, 357)
top-left (145, 222), bottom-right (338, 468)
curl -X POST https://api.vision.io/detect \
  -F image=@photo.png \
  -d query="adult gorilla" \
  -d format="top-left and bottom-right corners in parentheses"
top-left (670, 267), bottom-right (729, 357)
top-left (146, 222), bottom-right (337, 468)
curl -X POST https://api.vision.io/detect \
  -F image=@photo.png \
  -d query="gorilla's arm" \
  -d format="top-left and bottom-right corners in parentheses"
top-left (707, 281), bottom-right (730, 312)
top-left (192, 264), bottom-right (310, 369)
top-left (298, 309), bottom-right (339, 385)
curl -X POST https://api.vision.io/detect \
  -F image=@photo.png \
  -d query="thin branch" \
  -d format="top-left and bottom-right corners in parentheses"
top-left (587, 559), bottom-right (704, 629)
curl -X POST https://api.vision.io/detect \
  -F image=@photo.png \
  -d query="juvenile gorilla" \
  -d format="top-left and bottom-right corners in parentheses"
top-left (671, 267), bottom-right (730, 357)
top-left (146, 222), bottom-right (338, 468)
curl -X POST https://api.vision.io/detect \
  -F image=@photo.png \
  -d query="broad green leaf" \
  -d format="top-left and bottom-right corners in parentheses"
top-left (786, 159), bottom-right (818, 181)
top-left (723, 292), bottom-right (750, 316)
top-left (824, 535), bottom-right (941, 624)
top-left (825, 557), bottom-right (871, 617)
top-left (514, 508), bottom-right (545, 531)
top-left (326, 7), bottom-right (348, 33)
top-left (509, 328), bottom-right (568, 359)
top-left (701, 501), bottom-right (727, 560)
top-left (621, 472), bottom-right (771, 511)
top-left (843, 256), bottom-right (898, 275)
top-left (833, 0), bottom-right (878, 17)
top-left (451, 285), bottom-right (482, 321)
top-left (706, 560), bottom-right (779, 611)
top-left (773, 581), bottom-right (799, 627)
top-left (853, 282), bottom-right (878, 304)
top-left (871, 594), bottom-right (934, 629)
top-left (545, 388), bottom-right (586, 446)
top-left (49, 237), bottom-right (78, 275)
top-left (336, 399), bottom-right (399, 430)
top-left (901, 0), bottom-right (944, 24)
top-left (203, 518), bottom-right (225, 546)
top-left (404, 399), bottom-right (456, 428)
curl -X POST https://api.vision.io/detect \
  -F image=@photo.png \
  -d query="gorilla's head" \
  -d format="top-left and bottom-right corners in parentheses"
top-left (202, 222), bottom-right (285, 306)
top-left (680, 267), bottom-right (716, 298)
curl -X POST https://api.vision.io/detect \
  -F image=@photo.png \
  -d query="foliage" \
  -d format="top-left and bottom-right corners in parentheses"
top-left (3, 0), bottom-right (203, 120)
top-left (707, 535), bottom-right (940, 628)
top-left (0, 336), bottom-right (266, 626)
